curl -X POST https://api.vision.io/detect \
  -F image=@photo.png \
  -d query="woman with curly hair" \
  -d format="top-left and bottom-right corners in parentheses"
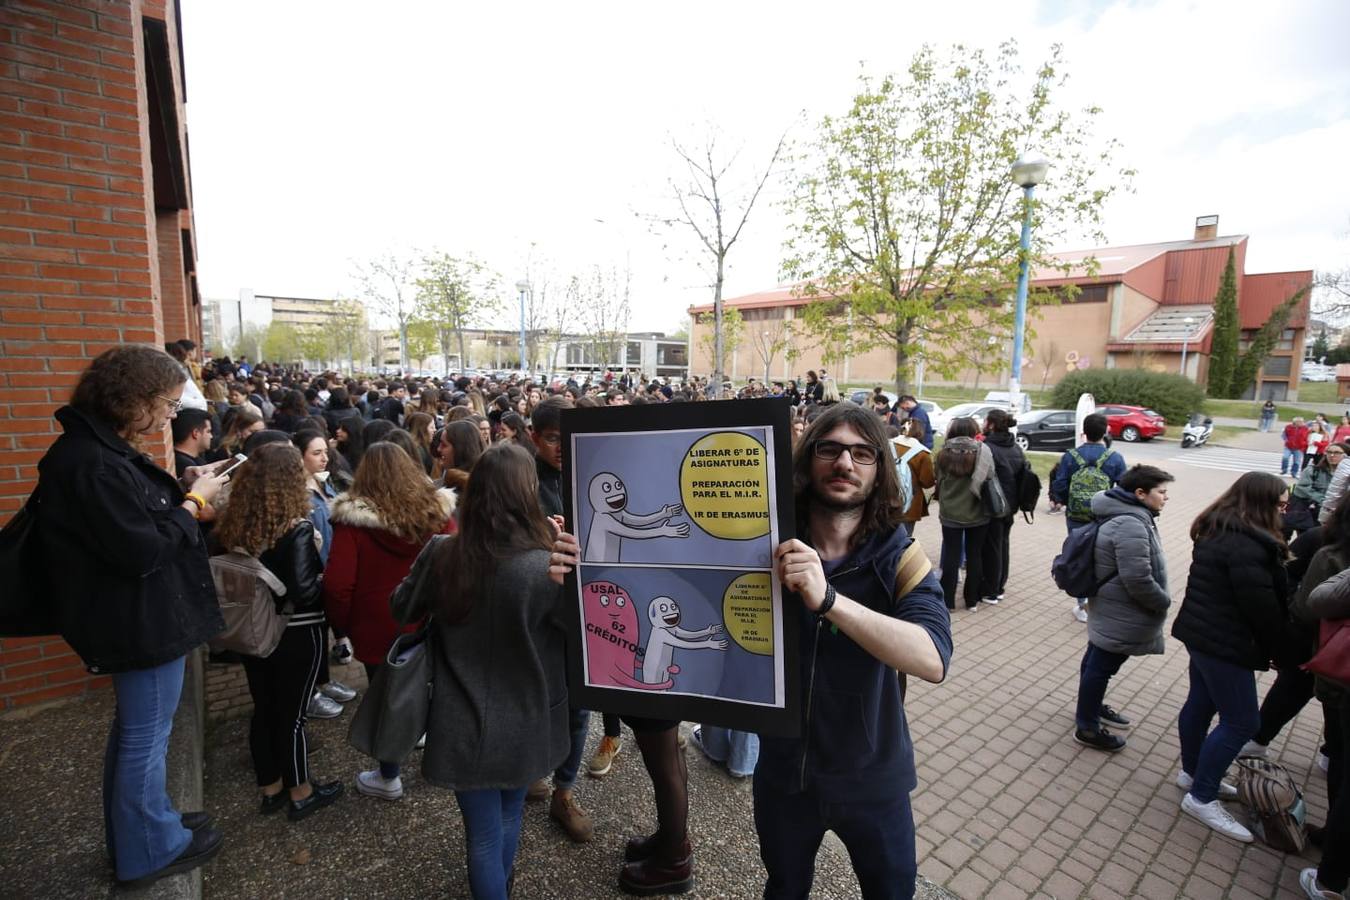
top-left (214, 443), bottom-right (343, 822)
top-left (35, 345), bottom-right (231, 887)
top-left (324, 442), bottom-right (457, 800)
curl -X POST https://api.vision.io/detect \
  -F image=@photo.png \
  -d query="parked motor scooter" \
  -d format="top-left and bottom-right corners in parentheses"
top-left (1181, 413), bottom-right (1213, 449)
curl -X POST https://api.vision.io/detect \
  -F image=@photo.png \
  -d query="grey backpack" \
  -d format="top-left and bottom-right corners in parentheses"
top-left (208, 550), bottom-right (289, 657)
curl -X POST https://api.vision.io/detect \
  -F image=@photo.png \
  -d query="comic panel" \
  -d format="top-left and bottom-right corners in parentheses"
top-left (576, 564), bottom-right (783, 708)
top-left (572, 426), bottom-right (777, 570)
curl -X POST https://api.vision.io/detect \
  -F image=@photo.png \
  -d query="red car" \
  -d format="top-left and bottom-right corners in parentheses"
top-left (1096, 405), bottom-right (1166, 442)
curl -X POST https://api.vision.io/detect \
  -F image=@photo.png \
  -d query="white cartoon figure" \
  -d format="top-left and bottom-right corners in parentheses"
top-left (640, 596), bottom-right (728, 686)
top-left (583, 471), bottom-right (689, 563)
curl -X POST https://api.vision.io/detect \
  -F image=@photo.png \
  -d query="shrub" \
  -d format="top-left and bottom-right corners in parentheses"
top-left (1049, 369), bottom-right (1206, 425)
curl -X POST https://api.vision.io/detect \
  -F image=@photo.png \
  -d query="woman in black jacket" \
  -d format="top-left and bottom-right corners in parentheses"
top-left (213, 443), bottom-right (343, 822)
top-left (980, 409), bottom-right (1025, 604)
top-left (1172, 471), bottom-right (1293, 844)
top-left (35, 346), bottom-right (230, 888)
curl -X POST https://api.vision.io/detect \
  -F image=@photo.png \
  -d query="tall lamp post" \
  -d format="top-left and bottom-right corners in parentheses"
top-left (515, 280), bottom-right (530, 374)
top-left (1008, 154), bottom-right (1050, 413)
top-left (1179, 316), bottom-right (1196, 377)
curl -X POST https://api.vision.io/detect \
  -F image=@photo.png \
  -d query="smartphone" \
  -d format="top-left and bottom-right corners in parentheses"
top-left (217, 453), bottom-right (248, 478)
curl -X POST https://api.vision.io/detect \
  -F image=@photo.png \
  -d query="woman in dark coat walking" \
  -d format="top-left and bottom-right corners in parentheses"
top-left (1172, 471), bottom-right (1295, 844)
top-left (35, 346), bottom-right (230, 888)
top-left (980, 409), bottom-right (1025, 603)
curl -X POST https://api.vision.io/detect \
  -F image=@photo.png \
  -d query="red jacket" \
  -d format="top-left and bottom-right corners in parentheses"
top-left (1283, 424), bottom-right (1309, 452)
top-left (323, 488), bottom-right (456, 665)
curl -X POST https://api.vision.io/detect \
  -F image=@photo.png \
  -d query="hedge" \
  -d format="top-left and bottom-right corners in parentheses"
top-left (1048, 369), bottom-right (1206, 425)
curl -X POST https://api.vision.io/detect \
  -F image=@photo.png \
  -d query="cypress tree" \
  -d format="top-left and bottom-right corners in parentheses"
top-left (1206, 246), bottom-right (1239, 397)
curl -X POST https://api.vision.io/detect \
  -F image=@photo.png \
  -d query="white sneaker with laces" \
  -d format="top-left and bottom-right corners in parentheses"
top-left (1299, 867), bottom-right (1343, 900)
top-left (1181, 793), bottom-right (1252, 843)
top-left (1175, 770), bottom-right (1239, 800)
top-left (307, 692), bottom-right (342, 719)
top-left (1239, 740), bottom-right (1268, 758)
top-left (356, 769), bottom-right (404, 800)
top-left (1073, 603), bottom-right (1088, 623)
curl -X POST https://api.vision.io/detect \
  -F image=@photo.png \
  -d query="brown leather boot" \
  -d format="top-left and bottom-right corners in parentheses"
top-left (618, 839), bottom-right (693, 896)
top-left (549, 788), bottom-right (594, 843)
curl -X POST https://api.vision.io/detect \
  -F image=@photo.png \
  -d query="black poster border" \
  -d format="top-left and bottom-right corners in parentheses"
top-left (560, 397), bottom-right (799, 738)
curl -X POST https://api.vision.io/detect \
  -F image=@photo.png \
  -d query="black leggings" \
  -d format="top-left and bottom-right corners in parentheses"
top-left (980, 515), bottom-right (1014, 598)
top-left (1254, 665), bottom-right (1317, 746)
top-left (1318, 703), bottom-right (1350, 892)
top-left (939, 523), bottom-right (988, 609)
top-left (242, 623), bottom-right (323, 788)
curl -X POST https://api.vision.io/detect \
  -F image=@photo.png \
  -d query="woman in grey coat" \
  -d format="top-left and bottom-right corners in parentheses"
top-left (1073, 466), bottom-right (1175, 753)
top-left (390, 444), bottom-right (569, 900)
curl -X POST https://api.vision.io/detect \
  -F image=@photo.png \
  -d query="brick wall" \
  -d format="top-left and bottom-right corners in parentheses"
top-left (0, 0), bottom-right (198, 711)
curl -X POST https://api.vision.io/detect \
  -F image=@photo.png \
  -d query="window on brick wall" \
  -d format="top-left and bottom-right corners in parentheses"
top-left (1263, 356), bottom-right (1292, 377)
top-left (1276, 329), bottom-right (1297, 351)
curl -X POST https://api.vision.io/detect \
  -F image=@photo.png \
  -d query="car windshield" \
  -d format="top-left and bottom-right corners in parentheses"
top-left (1143, 409), bottom-right (1162, 418)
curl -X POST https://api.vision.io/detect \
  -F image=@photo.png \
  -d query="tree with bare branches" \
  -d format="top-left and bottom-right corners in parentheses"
top-left (657, 126), bottom-right (790, 397)
top-left (355, 254), bottom-right (417, 370)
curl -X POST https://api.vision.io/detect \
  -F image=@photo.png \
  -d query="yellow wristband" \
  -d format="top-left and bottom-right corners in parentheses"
top-left (184, 492), bottom-right (206, 515)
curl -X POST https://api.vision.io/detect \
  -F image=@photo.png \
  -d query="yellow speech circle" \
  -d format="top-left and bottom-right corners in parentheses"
top-left (722, 572), bottom-right (773, 656)
top-left (679, 431), bottom-right (771, 540)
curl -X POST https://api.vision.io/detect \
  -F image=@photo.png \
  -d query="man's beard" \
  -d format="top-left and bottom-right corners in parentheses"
top-left (812, 481), bottom-right (868, 513)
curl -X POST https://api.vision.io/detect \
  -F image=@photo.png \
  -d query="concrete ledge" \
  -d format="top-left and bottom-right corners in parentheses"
top-left (0, 649), bottom-right (206, 900)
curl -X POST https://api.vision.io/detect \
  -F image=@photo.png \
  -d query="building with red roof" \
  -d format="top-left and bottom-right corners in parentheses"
top-left (688, 216), bottom-right (1312, 400)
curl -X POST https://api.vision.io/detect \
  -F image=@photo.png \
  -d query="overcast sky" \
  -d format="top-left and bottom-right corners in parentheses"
top-left (181, 0), bottom-right (1350, 333)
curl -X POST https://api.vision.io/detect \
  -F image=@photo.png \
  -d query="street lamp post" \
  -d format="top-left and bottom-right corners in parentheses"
top-left (1008, 154), bottom-right (1050, 413)
top-left (515, 280), bottom-right (530, 375)
top-left (1180, 316), bottom-right (1196, 377)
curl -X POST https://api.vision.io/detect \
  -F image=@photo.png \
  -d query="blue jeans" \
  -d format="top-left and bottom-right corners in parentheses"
top-left (695, 725), bottom-right (759, 777)
top-left (1178, 650), bottom-right (1259, 803)
top-left (753, 778), bottom-right (916, 900)
top-left (1259, 414), bottom-right (1275, 433)
top-left (455, 787), bottom-right (528, 900)
top-left (1281, 447), bottom-right (1304, 476)
top-left (1074, 644), bottom-right (1129, 731)
top-left (103, 656), bottom-right (191, 881)
top-left (553, 707), bottom-right (590, 790)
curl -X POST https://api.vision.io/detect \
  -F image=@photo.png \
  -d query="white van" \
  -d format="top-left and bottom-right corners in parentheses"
top-left (983, 391), bottom-right (1033, 413)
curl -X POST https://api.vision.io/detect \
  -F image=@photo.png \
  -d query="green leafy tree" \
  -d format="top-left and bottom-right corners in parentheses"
top-left (330, 297), bottom-right (369, 372)
top-left (783, 43), bottom-right (1131, 393)
top-left (405, 318), bottom-right (439, 368)
top-left (1206, 246), bottom-right (1240, 396)
top-left (697, 306), bottom-right (743, 377)
top-left (1312, 326), bottom-right (1330, 362)
top-left (1225, 289), bottom-right (1310, 398)
top-left (356, 254), bottom-right (417, 369)
top-left (262, 322), bottom-right (301, 364)
top-left (414, 252), bottom-right (499, 374)
top-left (295, 324), bottom-right (330, 368)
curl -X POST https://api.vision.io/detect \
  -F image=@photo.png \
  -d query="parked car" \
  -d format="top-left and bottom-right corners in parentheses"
top-left (849, 389), bottom-right (899, 408)
top-left (1013, 409), bottom-right (1077, 451)
top-left (983, 390), bottom-right (1033, 414)
top-left (1096, 404), bottom-right (1166, 442)
top-left (940, 402), bottom-right (1014, 437)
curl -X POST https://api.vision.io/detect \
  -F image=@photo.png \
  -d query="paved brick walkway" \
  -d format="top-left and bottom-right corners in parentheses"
top-left (906, 451), bottom-right (1327, 899)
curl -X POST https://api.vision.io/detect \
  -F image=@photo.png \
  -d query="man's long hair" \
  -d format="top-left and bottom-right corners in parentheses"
top-left (792, 403), bottom-right (903, 547)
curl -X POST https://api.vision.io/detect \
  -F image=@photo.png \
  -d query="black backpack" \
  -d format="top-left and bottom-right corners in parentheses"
top-left (1050, 519), bottom-right (1115, 598)
top-left (0, 491), bottom-right (58, 637)
top-left (1016, 462), bottom-right (1042, 524)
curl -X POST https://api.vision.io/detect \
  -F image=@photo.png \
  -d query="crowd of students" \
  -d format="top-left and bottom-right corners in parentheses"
top-left (25, 342), bottom-right (1349, 899)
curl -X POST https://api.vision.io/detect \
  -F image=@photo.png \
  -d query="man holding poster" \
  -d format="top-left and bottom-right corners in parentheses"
top-left (759, 403), bottom-right (953, 900)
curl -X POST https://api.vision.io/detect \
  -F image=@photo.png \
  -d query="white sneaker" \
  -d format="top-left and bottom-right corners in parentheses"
top-left (415, 733), bottom-right (426, 749)
top-left (1299, 867), bottom-right (1342, 900)
top-left (1176, 770), bottom-right (1239, 800)
top-left (356, 769), bottom-right (403, 800)
top-left (307, 692), bottom-right (342, 719)
top-left (983, 596), bottom-right (1001, 606)
top-left (318, 680), bottom-right (356, 703)
top-left (1239, 740), bottom-right (1268, 758)
top-left (1181, 793), bottom-right (1252, 843)
top-left (1317, 751), bottom-right (1329, 774)
top-left (1073, 604), bottom-right (1088, 623)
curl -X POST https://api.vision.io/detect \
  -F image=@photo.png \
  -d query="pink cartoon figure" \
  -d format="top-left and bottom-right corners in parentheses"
top-left (582, 581), bottom-right (672, 690)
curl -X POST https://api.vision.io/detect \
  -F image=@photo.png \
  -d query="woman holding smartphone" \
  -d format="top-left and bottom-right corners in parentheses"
top-left (35, 346), bottom-right (230, 888)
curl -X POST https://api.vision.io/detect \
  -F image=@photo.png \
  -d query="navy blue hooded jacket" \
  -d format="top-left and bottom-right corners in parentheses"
top-left (757, 524), bottom-right (952, 802)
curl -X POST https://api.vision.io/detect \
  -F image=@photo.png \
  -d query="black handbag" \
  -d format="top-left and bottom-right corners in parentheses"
top-left (347, 620), bottom-right (435, 764)
top-left (981, 475), bottom-right (1010, 519)
top-left (0, 491), bottom-right (58, 637)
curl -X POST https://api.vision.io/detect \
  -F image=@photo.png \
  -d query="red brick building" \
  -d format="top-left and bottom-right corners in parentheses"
top-left (0, 0), bottom-right (202, 710)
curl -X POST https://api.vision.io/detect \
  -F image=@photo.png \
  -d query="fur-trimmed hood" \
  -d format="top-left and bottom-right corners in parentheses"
top-left (329, 486), bottom-right (457, 532)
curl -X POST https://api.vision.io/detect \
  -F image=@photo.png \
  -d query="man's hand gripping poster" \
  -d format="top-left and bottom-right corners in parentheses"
top-left (561, 399), bottom-right (800, 736)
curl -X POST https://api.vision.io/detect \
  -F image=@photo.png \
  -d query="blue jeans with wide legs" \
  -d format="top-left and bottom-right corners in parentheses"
top-left (696, 725), bottom-right (759, 777)
top-left (1281, 447), bottom-right (1304, 476)
top-left (103, 655), bottom-right (191, 881)
top-left (1177, 649), bottom-right (1260, 803)
top-left (454, 786), bottom-right (529, 900)
top-left (754, 777), bottom-right (916, 900)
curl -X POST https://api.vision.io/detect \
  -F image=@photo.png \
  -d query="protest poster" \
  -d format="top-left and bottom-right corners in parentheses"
top-left (560, 398), bottom-right (800, 737)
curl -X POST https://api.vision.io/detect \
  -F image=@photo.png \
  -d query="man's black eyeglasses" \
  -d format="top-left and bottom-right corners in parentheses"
top-left (813, 440), bottom-right (880, 466)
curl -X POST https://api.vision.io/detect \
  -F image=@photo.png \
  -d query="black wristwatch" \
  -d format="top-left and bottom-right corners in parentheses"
top-left (816, 584), bottom-right (837, 619)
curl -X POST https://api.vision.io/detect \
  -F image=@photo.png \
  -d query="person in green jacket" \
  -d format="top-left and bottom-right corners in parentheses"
top-left (934, 417), bottom-right (993, 611)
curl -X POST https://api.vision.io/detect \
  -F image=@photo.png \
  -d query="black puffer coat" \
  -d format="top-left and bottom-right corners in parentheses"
top-left (36, 406), bottom-right (224, 674)
top-left (1172, 522), bottom-right (1292, 671)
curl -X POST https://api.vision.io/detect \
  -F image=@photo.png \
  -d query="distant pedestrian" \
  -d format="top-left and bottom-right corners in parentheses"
top-left (1172, 472), bottom-right (1296, 844)
top-left (1259, 399), bottom-right (1277, 432)
top-left (896, 395), bottom-right (933, 449)
top-left (1071, 465), bottom-right (1174, 753)
top-left (1050, 413), bottom-right (1126, 622)
top-left (891, 417), bottom-right (935, 536)
top-left (1282, 416), bottom-right (1309, 477)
